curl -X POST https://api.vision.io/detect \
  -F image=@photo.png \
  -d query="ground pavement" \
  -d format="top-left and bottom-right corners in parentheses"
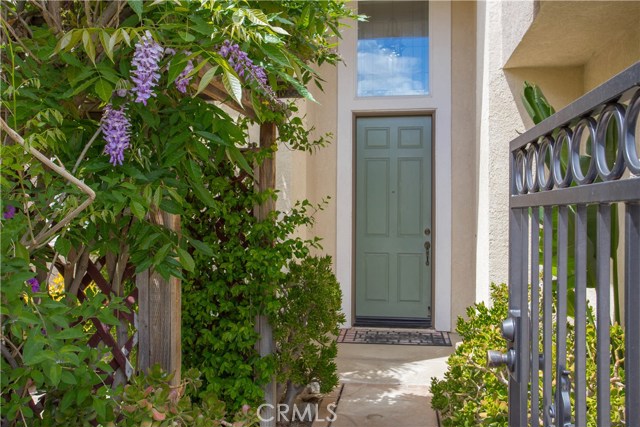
top-left (314, 333), bottom-right (459, 427)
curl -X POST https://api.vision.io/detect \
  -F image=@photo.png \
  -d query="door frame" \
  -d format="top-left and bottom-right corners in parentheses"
top-left (352, 112), bottom-right (435, 327)
top-left (336, 0), bottom-right (452, 331)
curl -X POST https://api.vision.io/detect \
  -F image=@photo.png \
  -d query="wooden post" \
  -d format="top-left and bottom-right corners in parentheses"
top-left (256, 122), bottom-right (277, 427)
top-left (137, 212), bottom-right (181, 386)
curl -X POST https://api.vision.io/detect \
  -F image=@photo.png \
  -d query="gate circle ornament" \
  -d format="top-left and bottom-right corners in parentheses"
top-left (514, 149), bottom-right (526, 194)
top-left (525, 143), bottom-right (539, 193)
top-left (623, 89), bottom-right (640, 175)
top-left (537, 136), bottom-right (555, 191)
top-left (553, 128), bottom-right (573, 188)
top-left (595, 103), bottom-right (626, 181)
top-left (571, 117), bottom-right (598, 185)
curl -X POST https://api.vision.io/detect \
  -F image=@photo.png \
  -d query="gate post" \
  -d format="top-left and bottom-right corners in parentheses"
top-left (255, 122), bottom-right (277, 427)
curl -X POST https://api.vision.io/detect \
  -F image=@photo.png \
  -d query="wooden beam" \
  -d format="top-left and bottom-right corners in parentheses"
top-left (255, 122), bottom-right (277, 427)
top-left (195, 64), bottom-right (257, 120)
top-left (137, 212), bottom-right (181, 386)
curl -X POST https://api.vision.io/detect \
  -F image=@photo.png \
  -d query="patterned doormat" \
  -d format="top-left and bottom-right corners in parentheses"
top-left (337, 328), bottom-right (451, 346)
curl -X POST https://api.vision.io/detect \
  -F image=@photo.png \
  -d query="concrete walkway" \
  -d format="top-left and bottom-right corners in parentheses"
top-left (314, 334), bottom-right (459, 427)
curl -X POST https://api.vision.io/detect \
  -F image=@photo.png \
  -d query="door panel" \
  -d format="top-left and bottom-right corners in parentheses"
top-left (365, 159), bottom-right (390, 236)
top-left (356, 116), bottom-right (432, 321)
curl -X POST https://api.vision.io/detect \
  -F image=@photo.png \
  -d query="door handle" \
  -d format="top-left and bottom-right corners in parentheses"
top-left (424, 241), bottom-right (431, 266)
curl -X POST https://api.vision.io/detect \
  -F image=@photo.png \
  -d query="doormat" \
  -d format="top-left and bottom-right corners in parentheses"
top-left (337, 328), bottom-right (451, 346)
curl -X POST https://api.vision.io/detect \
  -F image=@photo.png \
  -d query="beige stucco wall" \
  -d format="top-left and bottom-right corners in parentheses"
top-left (450, 1), bottom-right (478, 326)
top-left (474, 0), bottom-right (534, 304)
top-left (276, 100), bottom-right (310, 219)
top-left (505, 1), bottom-right (640, 119)
top-left (504, 66), bottom-right (584, 128)
top-left (305, 64), bottom-right (339, 261)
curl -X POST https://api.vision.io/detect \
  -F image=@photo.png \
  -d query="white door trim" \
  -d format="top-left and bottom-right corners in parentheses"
top-left (336, 0), bottom-right (452, 331)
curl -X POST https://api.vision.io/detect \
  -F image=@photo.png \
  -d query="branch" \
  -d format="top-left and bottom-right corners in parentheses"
top-left (72, 125), bottom-right (102, 174)
top-left (28, 0), bottom-right (62, 35)
top-left (68, 246), bottom-right (89, 296)
top-left (0, 118), bottom-right (96, 250)
top-left (0, 15), bottom-right (42, 65)
top-left (83, 0), bottom-right (93, 27)
top-left (1, 342), bottom-right (19, 369)
top-left (96, 1), bottom-right (122, 28)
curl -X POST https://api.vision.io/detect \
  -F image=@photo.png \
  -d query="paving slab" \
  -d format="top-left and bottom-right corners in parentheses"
top-left (314, 337), bottom-right (459, 427)
top-left (330, 383), bottom-right (437, 427)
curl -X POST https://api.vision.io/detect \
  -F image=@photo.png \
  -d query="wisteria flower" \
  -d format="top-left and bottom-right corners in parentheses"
top-left (175, 53), bottom-right (194, 94)
top-left (218, 40), bottom-right (276, 99)
top-left (130, 31), bottom-right (164, 105)
top-left (3, 205), bottom-right (16, 219)
top-left (27, 277), bottom-right (40, 293)
top-left (101, 104), bottom-right (132, 166)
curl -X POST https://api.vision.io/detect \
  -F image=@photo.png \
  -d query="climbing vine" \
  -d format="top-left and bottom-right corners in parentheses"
top-left (1, 1), bottom-right (357, 425)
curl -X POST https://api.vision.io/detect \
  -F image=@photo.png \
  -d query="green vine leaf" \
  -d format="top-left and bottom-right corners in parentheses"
top-left (195, 65), bottom-right (217, 96)
top-left (177, 248), bottom-right (195, 272)
top-left (82, 30), bottom-right (96, 64)
top-left (95, 78), bottom-right (113, 103)
top-left (222, 69), bottom-right (243, 107)
top-left (128, 0), bottom-right (143, 18)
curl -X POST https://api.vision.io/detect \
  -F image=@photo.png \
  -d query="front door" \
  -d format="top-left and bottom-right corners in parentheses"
top-left (355, 116), bottom-right (433, 325)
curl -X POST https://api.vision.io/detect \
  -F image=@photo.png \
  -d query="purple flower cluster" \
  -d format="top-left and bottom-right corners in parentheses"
top-left (101, 104), bottom-right (132, 166)
top-left (165, 49), bottom-right (194, 94)
top-left (27, 277), bottom-right (40, 293)
top-left (3, 205), bottom-right (16, 219)
top-left (130, 31), bottom-right (164, 106)
top-left (175, 55), bottom-right (194, 94)
top-left (218, 40), bottom-right (276, 99)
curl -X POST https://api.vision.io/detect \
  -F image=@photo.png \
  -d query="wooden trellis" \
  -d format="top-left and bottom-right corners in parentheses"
top-left (58, 257), bottom-right (138, 386)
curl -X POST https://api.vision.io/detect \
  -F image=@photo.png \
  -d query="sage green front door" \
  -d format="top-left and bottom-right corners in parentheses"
top-left (355, 116), bottom-right (432, 322)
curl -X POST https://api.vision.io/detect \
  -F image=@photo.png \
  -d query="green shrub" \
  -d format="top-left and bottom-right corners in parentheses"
top-left (274, 255), bottom-right (345, 413)
top-left (181, 154), bottom-right (322, 411)
top-left (118, 365), bottom-right (258, 427)
top-left (431, 283), bottom-right (625, 427)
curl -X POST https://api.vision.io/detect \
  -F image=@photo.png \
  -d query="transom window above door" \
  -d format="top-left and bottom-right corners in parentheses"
top-left (357, 1), bottom-right (429, 97)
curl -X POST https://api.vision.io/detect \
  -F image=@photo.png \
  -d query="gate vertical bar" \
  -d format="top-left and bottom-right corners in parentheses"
top-left (530, 207), bottom-right (540, 426)
top-left (574, 205), bottom-right (587, 425)
top-left (519, 207), bottom-right (530, 426)
top-left (596, 204), bottom-right (611, 427)
top-left (542, 207), bottom-right (554, 426)
top-left (626, 202), bottom-right (640, 426)
top-left (556, 206), bottom-right (569, 427)
top-left (508, 204), bottom-right (528, 427)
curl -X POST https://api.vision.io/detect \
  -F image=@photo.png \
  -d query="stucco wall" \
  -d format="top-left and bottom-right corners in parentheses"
top-left (583, 6), bottom-right (640, 92)
top-left (450, 1), bottom-right (478, 326)
top-left (505, 0), bottom-right (640, 117)
top-left (474, 0), bottom-right (533, 304)
top-left (504, 66), bottom-right (584, 128)
top-left (305, 63), bottom-right (339, 262)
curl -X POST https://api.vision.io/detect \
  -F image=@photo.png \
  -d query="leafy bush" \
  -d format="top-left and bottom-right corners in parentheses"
top-left (430, 284), bottom-right (510, 427)
top-left (181, 153), bottom-right (323, 411)
top-left (0, 207), bottom-right (124, 426)
top-left (118, 365), bottom-right (258, 427)
top-left (431, 284), bottom-right (625, 427)
top-left (274, 256), bottom-right (345, 414)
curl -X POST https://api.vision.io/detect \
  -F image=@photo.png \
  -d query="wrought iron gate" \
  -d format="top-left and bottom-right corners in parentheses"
top-left (491, 62), bottom-right (640, 426)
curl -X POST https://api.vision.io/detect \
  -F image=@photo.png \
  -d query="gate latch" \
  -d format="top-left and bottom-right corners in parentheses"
top-left (486, 315), bottom-right (519, 376)
top-left (548, 367), bottom-right (574, 427)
